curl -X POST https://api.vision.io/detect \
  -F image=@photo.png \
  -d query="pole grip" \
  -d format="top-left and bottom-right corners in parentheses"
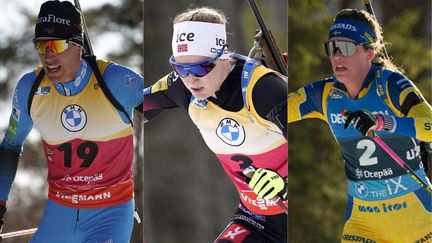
top-left (243, 166), bottom-right (288, 214)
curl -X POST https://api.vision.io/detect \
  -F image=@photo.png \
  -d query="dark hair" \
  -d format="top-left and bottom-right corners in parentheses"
top-left (173, 7), bottom-right (227, 24)
top-left (335, 9), bottom-right (403, 73)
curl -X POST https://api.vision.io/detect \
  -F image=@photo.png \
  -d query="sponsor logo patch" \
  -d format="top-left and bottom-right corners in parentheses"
top-left (35, 86), bottom-right (51, 96)
top-left (355, 182), bottom-right (369, 198)
top-left (354, 168), bottom-right (393, 179)
top-left (219, 224), bottom-right (250, 241)
top-left (6, 118), bottom-right (18, 139)
top-left (357, 201), bottom-right (407, 213)
top-left (342, 234), bottom-right (376, 243)
top-left (61, 104), bottom-right (87, 132)
top-left (414, 232), bottom-right (432, 243)
top-left (191, 97), bottom-right (208, 109)
top-left (11, 107), bottom-right (20, 121)
top-left (216, 118), bottom-right (245, 146)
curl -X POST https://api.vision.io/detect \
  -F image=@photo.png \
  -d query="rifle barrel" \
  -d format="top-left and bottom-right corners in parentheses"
top-left (361, 0), bottom-right (389, 59)
top-left (74, 0), bottom-right (94, 56)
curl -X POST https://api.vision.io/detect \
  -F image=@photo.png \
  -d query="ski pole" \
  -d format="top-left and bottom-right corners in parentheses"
top-left (342, 110), bottom-right (432, 194)
top-left (243, 166), bottom-right (288, 214)
top-left (373, 136), bottom-right (432, 194)
top-left (0, 228), bottom-right (37, 239)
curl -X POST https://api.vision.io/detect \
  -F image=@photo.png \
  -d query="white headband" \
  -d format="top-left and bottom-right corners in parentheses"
top-left (172, 21), bottom-right (229, 59)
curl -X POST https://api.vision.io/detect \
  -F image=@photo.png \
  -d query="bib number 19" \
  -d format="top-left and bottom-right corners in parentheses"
top-left (57, 141), bottom-right (98, 168)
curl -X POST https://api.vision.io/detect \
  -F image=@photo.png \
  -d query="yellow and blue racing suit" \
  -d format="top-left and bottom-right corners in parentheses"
top-left (289, 64), bottom-right (432, 243)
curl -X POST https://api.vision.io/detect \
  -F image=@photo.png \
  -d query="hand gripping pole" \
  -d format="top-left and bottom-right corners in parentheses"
top-left (243, 166), bottom-right (288, 214)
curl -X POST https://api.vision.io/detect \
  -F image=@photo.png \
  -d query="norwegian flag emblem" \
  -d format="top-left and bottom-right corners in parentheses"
top-left (177, 44), bottom-right (188, 52)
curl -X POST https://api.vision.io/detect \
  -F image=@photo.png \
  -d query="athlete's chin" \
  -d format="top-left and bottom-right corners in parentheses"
top-left (193, 93), bottom-right (210, 100)
top-left (334, 72), bottom-right (350, 83)
top-left (46, 74), bottom-right (65, 83)
top-left (190, 88), bottom-right (210, 100)
top-left (45, 69), bottom-right (65, 82)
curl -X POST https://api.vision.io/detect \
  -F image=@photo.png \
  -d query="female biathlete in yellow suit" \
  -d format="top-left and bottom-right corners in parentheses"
top-left (289, 9), bottom-right (432, 243)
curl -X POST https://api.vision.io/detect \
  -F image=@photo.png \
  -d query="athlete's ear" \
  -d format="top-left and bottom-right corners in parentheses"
top-left (366, 49), bottom-right (375, 61)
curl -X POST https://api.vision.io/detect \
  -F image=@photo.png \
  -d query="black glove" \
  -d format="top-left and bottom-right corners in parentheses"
top-left (343, 109), bottom-right (395, 136)
top-left (0, 204), bottom-right (6, 241)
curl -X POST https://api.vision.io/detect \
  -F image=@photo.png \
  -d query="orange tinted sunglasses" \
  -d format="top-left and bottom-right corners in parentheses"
top-left (34, 39), bottom-right (69, 55)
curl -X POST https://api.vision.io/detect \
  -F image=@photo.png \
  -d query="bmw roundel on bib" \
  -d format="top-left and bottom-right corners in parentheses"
top-left (355, 182), bottom-right (368, 198)
top-left (216, 118), bottom-right (245, 146)
top-left (61, 104), bottom-right (87, 132)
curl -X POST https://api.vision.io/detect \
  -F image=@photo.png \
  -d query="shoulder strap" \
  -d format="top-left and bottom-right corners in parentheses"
top-left (27, 68), bottom-right (45, 115)
top-left (238, 54), bottom-right (261, 111)
top-left (83, 55), bottom-right (133, 126)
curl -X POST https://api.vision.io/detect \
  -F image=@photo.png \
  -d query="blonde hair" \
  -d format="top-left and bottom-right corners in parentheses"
top-left (173, 7), bottom-right (227, 25)
top-left (335, 9), bottom-right (404, 73)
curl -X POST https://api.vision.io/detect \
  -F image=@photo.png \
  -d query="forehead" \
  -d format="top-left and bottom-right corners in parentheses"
top-left (174, 55), bottom-right (209, 64)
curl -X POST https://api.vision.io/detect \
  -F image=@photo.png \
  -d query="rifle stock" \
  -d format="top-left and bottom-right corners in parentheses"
top-left (247, 0), bottom-right (287, 76)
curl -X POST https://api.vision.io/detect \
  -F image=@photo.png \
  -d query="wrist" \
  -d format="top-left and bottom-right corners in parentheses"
top-left (376, 114), bottom-right (395, 132)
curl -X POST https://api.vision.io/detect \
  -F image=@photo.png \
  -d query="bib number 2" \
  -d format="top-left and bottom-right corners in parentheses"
top-left (357, 139), bottom-right (378, 166)
top-left (57, 141), bottom-right (99, 168)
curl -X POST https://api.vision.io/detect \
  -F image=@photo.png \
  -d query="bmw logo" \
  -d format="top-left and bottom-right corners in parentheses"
top-left (61, 104), bottom-right (87, 132)
top-left (355, 182), bottom-right (368, 198)
top-left (216, 118), bottom-right (245, 146)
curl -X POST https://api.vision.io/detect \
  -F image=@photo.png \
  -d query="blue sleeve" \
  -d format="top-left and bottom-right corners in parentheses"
top-left (1, 72), bottom-right (36, 152)
top-left (387, 72), bottom-right (411, 110)
top-left (0, 72), bottom-right (35, 202)
top-left (301, 79), bottom-right (327, 116)
top-left (289, 78), bottom-right (330, 123)
top-left (103, 63), bottom-right (144, 123)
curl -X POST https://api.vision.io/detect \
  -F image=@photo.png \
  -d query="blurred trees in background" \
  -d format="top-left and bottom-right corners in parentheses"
top-left (143, 0), bottom-right (287, 242)
top-left (288, 0), bottom-right (431, 242)
top-left (0, 1), bottom-right (143, 242)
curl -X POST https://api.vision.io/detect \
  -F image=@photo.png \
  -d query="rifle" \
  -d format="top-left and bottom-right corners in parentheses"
top-left (247, 0), bottom-right (287, 76)
top-left (72, 0), bottom-right (135, 124)
top-left (420, 142), bottom-right (432, 182)
top-left (361, 0), bottom-right (389, 59)
top-left (73, 0), bottom-right (94, 55)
